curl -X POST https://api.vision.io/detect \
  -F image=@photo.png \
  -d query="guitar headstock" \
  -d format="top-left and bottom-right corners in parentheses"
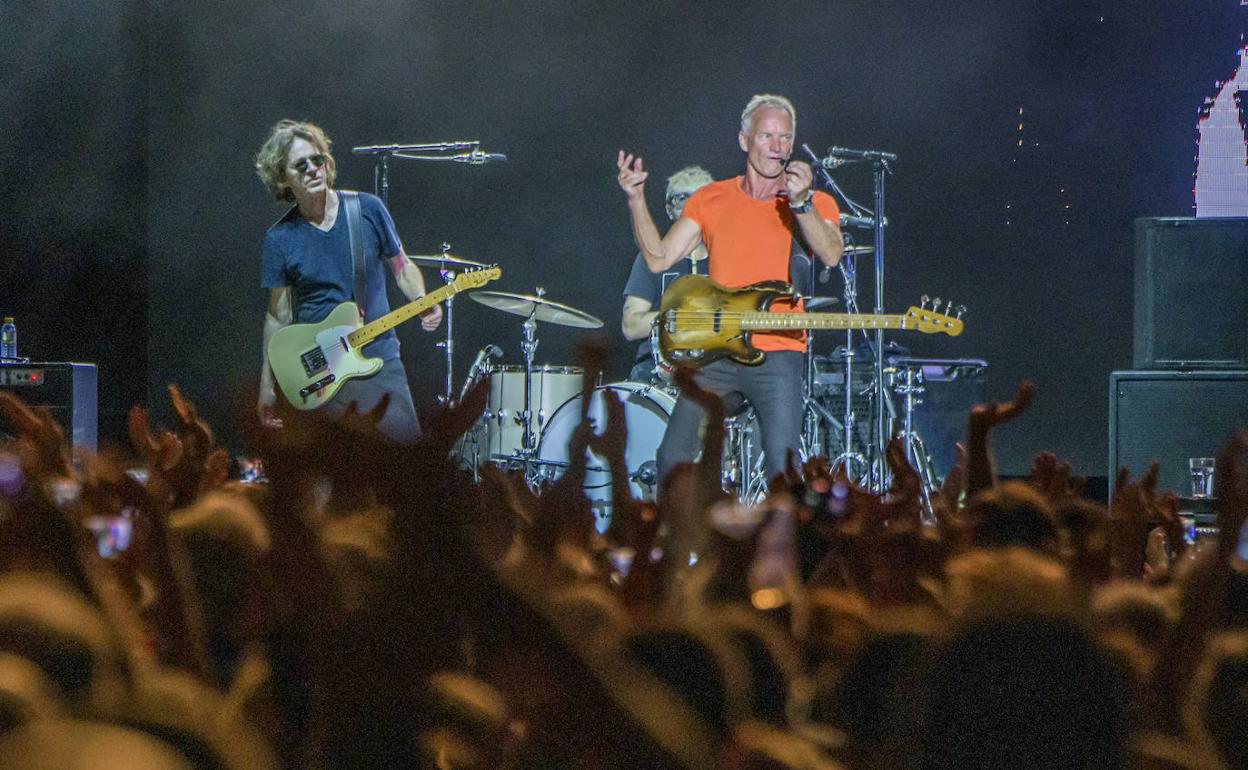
top-left (455, 265), bottom-right (502, 290)
top-left (905, 296), bottom-right (964, 336)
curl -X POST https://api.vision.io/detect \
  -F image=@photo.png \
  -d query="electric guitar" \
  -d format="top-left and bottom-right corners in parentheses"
top-left (657, 274), bottom-right (964, 368)
top-left (268, 266), bottom-right (501, 410)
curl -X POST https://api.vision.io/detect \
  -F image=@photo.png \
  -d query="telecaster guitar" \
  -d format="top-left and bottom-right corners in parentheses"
top-left (657, 274), bottom-right (964, 368)
top-left (268, 266), bottom-right (501, 410)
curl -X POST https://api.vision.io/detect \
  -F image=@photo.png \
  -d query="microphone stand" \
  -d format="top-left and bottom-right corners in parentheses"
top-left (802, 144), bottom-right (896, 491)
top-left (352, 141), bottom-right (483, 205)
top-left (351, 140), bottom-right (496, 401)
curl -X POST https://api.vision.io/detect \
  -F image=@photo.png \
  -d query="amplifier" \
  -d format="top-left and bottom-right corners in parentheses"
top-left (0, 363), bottom-right (97, 451)
top-left (1108, 370), bottom-right (1248, 503)
top-left (1134, 217), bottom-right (1248, 369)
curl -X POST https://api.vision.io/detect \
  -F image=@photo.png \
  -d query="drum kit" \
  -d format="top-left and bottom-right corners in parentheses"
top-left (409, 250), bottom-right (776, 532)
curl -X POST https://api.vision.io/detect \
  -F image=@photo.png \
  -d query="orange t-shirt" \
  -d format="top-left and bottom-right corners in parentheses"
top-left (682, 177), bottom-right (840, 352)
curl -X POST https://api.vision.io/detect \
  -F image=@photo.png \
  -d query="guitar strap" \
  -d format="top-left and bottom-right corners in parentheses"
top-left (341, 191), bottom-right (368, 317)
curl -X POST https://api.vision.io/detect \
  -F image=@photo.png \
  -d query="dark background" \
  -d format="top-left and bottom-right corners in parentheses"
top-left (2, 0), bottom-right (1244, 475)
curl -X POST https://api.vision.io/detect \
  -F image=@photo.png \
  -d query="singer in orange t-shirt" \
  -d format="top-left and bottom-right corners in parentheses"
top-left (616, 93), bottom-right (844, 483)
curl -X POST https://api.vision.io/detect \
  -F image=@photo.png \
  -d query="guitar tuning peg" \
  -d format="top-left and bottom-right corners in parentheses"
top-left (944, 298), bottom-right (953, 314)
top-left (931, 297), bottom-right (942, 312)
top-left (955, 304), bottom-right (967, 319)
top-left (920, 294), bottom-right (930, 309)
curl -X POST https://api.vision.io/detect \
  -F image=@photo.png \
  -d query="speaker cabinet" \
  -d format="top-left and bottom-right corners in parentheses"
top-left (1133, 217), bottom-right (1248, 369)
top-left (1108, 370), bottom-right (1248, 499)
top-left (0, 363), bottom-right (97, 451)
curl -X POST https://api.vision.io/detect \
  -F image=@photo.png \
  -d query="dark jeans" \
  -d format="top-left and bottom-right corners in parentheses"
top-left (323, 355), bottom-right (422, 443)
top-left (656, 350), bottom-right (804, 482)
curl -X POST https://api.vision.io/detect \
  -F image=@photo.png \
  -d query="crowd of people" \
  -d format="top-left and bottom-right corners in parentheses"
top-left (0, 341), bottom-right (1245, 769)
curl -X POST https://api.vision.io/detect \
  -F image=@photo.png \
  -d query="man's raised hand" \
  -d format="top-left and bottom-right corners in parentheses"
top-left (616, 150), bottom-right (648, 199)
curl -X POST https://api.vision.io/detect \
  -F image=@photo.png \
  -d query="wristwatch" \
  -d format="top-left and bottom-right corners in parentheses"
top-left (789, 192), bottom-right (814, 214)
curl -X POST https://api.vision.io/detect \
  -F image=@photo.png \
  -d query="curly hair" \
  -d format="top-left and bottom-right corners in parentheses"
top-left (254, 119), bottom-right (337, 202)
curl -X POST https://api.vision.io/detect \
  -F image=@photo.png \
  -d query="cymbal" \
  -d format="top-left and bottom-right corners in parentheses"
top-left (470, 291), bottom-right (604, 329)
top-left (802, 296), bottom-right (839, 311)
top-left (409, 253), bottom-right (487, 270)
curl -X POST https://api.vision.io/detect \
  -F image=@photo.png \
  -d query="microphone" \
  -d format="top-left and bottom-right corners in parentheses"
top-left (459, 344), bottom-right (503, 400)
top-left (452, 150), bottom-right (508, 164)
top-left (810, 156), bottom-right (853, 170)
top-left (824, 145), bottom-right (899, 162)
top-left (839, 213), bottom-right (880, 229)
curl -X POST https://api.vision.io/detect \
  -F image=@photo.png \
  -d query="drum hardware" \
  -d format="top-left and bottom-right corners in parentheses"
top-left (889, 365), bottom-right (938, 522)
top-left (414, 242), bottom-right (484, 404)
top-left (465, 287), bottom-right (604, 484)
top-left (536, 382), bottom-right (676, 532)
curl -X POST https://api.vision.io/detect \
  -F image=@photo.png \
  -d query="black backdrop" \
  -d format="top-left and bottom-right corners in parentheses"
top-left (4, 0), bottom-right (1244, 475)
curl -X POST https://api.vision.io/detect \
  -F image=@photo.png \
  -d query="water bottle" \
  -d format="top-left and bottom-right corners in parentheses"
top-left (0, 317), bottom-right (15, 360)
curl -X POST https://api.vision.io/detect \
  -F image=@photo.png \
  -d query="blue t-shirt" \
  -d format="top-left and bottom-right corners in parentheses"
top-left (261, 191), bottom-right (402, 360)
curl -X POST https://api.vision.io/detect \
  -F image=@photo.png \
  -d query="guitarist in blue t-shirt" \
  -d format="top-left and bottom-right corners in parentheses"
top-left (254, 120), bottom-right (442, 442)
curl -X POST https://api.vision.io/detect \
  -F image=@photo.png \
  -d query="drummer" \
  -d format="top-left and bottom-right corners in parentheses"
top-left (620, 166), bottom-right (713, 383)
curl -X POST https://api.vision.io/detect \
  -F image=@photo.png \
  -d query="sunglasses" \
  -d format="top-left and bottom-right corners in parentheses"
top-left (290, 154), bottom-right (327, 175)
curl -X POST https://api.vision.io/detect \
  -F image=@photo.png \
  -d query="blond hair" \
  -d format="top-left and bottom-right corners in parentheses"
top-left (254, 119), bottom-right (338, 202)
top-left (664, 165), bottom-right (714, 201)
top-left (740, 94), bottom-right (797, 135)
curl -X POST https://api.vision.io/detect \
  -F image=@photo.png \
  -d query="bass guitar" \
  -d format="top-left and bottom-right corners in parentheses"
top-left (657, 274), bottom-right (963, 368)
top-left (268, 266), bottom-right (501, 409)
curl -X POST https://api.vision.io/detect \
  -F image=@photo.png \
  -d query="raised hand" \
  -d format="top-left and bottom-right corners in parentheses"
top-left (616, 150), bottom-right (648, 200)
top-left (783, 160), bottom-right (814, 203)
top-left (965, 380), bottom-right (1035, 498)
top-left (1111, 461), bottom-right (1179, 579)
top-left (1029, 451), bottom-right (1087, 507)
top-left (0, 392), bottom-right (72, 481)
top-left (1214, 428), bottom-right (1248, 561)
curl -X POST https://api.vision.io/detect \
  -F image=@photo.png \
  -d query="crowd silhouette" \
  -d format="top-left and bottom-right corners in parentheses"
top-left (0, 341), bottom-right (1244, 769)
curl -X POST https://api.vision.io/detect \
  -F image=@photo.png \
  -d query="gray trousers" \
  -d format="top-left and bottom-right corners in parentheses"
top-left (323, 355), bottom-right (422, 443)
top-left (656, 350), bottom-right (804, 483)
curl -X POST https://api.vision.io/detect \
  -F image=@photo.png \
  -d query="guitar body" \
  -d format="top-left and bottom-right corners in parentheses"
top-left (657, 274), bottom-right (794, 367)
top-left (268, 302), bottom-right (383, 410)
top-left (265, 265), bottom-right (502, 411)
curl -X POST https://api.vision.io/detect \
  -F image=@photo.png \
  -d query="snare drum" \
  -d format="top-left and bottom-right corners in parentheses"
top-left (485, 365), bottom-right (584, 458)
top-left (537, 382), bottom-right (675, 532)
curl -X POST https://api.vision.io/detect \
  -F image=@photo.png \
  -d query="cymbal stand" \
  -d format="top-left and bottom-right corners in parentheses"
top-left (519, 290), bottom-right (542, 482)
top-left (433, 242), bottom-right (458, 403)
top-left (833, 249), bottom-right (868, 479)
top-left (868, 154), bottom-right (894, 492)
top-left (893, 365), bottom-right (938, 522)
top-left (797, 250), bottom-right (843, 463)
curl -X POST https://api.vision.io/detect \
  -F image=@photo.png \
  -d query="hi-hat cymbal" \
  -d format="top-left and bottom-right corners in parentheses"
top-left (470, 291), bottom-right (604, 329)
top-left (409, 253), bottom-right (487, 270)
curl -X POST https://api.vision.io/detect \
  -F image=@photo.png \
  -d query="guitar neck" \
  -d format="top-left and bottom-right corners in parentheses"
top-left (735, 311), bottom-right (913, 331)
top-left (346, 284), bottom-right (456, 347)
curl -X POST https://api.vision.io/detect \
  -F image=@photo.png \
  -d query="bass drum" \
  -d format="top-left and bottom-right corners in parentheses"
top-left (537, 382), bottom-right (675, 533)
